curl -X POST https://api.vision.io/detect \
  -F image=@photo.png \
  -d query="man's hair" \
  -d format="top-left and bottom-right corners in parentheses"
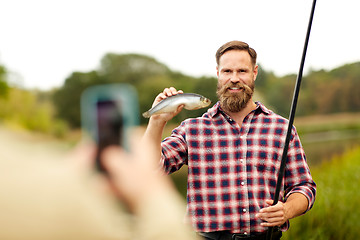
top-left (215, 40), bottom-right (257, 67)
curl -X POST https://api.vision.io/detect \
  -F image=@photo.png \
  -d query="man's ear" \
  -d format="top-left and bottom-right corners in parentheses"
top-left (216, 66), bottom-right (219, 77)
top-left (253, 65), bottom-right (259, 81)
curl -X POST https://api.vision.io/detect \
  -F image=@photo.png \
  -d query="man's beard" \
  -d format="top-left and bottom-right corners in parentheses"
top-left (216, 81), bottom-right (255, 112)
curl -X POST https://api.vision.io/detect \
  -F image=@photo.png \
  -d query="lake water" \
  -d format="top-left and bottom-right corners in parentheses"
top-left (300, 129), bottom-right (360, 166)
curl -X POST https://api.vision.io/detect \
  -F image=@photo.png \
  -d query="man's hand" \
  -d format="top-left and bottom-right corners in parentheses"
top-left (101, 131), bottom-right (174, 213)
top-left (256, 193), bottom-right (309, 227)
top-left (142, 86), bottom-right (185, 171)
top-left (149, 87), bottom-right (184, 123)
top-left (256, 200), bottom-right (288, 227)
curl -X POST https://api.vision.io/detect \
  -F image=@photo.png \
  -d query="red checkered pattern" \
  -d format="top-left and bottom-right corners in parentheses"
top-left (161, 102), bottom-right (316, 234)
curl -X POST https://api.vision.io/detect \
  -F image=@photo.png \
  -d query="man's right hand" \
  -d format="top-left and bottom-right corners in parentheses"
top-left (141, 87), bottom-right (184, 167)
top-left (149, 87), bottom-right (184, 123)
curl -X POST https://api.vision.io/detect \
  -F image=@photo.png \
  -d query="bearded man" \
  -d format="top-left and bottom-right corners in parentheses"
top-left (143, 41), bottom-right (316, 240)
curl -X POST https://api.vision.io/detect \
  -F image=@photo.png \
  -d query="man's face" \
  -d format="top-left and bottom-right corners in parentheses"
top-left (216, 50), bottom-right (258, 112)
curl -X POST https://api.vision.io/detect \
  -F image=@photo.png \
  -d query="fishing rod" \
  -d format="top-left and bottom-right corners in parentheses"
top-left (266, 0), bottom-right (317, 239)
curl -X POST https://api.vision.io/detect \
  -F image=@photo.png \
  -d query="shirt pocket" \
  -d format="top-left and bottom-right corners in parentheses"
top-left (252, 152), bottom-right (280, 189)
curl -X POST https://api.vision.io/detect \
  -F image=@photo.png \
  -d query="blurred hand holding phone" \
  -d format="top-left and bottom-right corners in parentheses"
top-left (79, 85), bottom-right (200, 239)
top-left (81, 84), bottom-right (139, 173)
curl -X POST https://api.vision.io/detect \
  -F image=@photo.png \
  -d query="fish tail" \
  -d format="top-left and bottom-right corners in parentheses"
top-left (142, 111), bottom-right (151, 118)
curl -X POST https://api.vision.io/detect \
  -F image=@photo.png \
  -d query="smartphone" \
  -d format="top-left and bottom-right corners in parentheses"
top-left (81, 83), bottom-right (139, 173)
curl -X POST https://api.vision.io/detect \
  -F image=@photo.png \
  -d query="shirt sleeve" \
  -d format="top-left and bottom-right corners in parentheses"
top-left (283, 127), bottom-right (316, 212)
top-left (161, 122), bottom-right (189, 174)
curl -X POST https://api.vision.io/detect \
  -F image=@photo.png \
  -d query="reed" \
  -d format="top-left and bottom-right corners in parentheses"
top-left (283, 147), bottom-right (360, 239)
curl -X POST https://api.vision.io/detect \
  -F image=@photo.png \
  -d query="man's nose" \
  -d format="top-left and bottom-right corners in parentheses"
top-left (230, 72), bottom-right (241, 82)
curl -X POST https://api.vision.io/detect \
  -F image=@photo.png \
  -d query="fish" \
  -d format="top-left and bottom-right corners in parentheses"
top-left (142, 93), bottom-right (211, 118)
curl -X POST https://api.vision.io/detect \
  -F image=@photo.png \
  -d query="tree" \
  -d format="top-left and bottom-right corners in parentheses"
top-left (52, 52), bottom-right (360, 129)
top-left (99, 53), bottom-right (170, 85)
top-left (52, 71), bottom-right (101, 127)
top-left (52, 53), bottom-right (218, 127)
top-left (0, 65), bottom-right (9, 97)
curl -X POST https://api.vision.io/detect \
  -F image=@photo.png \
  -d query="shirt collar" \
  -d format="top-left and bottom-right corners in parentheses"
top-left (255, 101), bottom-right (272, 115)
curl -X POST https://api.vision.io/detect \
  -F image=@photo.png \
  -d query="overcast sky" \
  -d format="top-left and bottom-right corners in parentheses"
top-left (1, 0), bottom-right (359, 90)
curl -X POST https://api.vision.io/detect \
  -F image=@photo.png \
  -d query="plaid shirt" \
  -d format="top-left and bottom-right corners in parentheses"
top-left (161, 101), bottom-right (316, 234)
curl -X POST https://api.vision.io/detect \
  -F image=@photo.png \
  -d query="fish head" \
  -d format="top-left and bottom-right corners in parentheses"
top-left (200, 96), bottom-right (212, 107)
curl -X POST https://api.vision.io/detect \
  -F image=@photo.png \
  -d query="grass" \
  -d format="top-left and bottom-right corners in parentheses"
top-left (283, 147), bottom-right (360, 240)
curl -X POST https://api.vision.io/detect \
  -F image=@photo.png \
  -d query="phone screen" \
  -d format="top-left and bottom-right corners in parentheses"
top-left (81, 83), bottom-right (139, 173)
top-left (95, 100), bottom-right (123, 172)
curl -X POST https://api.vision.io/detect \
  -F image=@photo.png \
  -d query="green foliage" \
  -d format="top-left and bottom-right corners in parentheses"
top-left (283, 147), bottom-right (360, 240)
top-left (0, 65), bottom-right (9, 97)
top-left (99, 53), bottom-right (170, 84)
top-left (257, 62), bottom-right (360, 117)
top-left (52, 71), bottom-right (101, 127)
top-left (0, 64), bottom-right (66, 136)
top-left (0, 88), bottom-right (69, 137)
top-left (260, 74), bottom-right (295, 116)
top-left (51, 51), bottom-right (360, 129)
top-left (52, 53), bottom-right (219, 127)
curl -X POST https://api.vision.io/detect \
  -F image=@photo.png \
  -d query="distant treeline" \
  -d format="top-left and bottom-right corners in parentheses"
top-left (1, 53), bottom-right (359, 131)
top-left (257, 62), bottom-right (360, 117)
top-left (52, 53), bottom-right (219, 127)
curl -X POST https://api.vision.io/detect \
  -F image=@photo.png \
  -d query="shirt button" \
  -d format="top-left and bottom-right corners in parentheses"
top-left (241, 182), bottom-right (245, 186)
top-left (244, 232), bottom-right (248, 235)
top-left (243, 209), bottom-right (247, 212)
